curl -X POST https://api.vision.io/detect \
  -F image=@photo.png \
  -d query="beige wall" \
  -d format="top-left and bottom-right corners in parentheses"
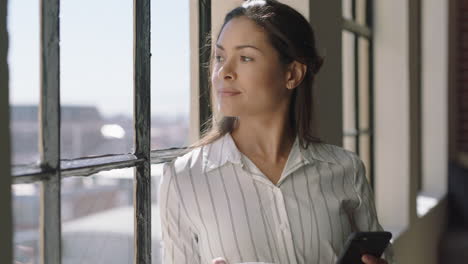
top-left (421, 0), bottom-right (449, 198)
top-left (374, 0), bottom-right (412, 231)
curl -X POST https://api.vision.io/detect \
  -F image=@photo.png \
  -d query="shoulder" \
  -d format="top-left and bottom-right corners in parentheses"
top-left (305, 142), bottom-right (367, 188)
top-left (162, 145), bottom-right (205, 181)
top-left (304, 141), bottom-right (362, 167)
top-left (158, 146), bottom-right (206, 202)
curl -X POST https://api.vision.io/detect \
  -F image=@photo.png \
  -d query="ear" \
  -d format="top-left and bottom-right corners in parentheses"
top-left (285, 61), bottom-right (307, 90)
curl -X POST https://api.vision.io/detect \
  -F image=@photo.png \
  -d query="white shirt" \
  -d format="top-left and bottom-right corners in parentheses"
top-left (158, 132), bottom-right (396, 264)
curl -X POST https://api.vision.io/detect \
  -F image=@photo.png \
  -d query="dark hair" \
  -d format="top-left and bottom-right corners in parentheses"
top-left (191, 0), bottom-right (324, 150)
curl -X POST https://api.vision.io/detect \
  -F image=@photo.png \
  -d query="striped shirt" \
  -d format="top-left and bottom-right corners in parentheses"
top-left (158, 132), bottom-right (396, 264)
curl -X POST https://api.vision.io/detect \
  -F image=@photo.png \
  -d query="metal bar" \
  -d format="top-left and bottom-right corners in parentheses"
top-left (354, 32), bottom-right (360, 156)
top-left (0, 0), bottom-right (13, 261)
top-left (350, 0), bottom-right (359, 155)
top-left (133, 0), bottom-right (151, 262)
top-left (368, 0), bottom-right (376, 189)
top-left (150, 148), bottom-right (187, 163)
top-left (343, 129), bottom-right (372, 137)
top-left (39, 0), bottom-right (61, 263)
top-left (342, 18), bottom-right (372, 39)
top-left (199, 0), bottom-right (212, 132)
top-left (61, 154), bottom-right (142, 176)
top-left (12, 148), bottom-right (185, 184)
top-left (13, 168), bottom-right (52, 184)
top-left (14, 154), bottom-right (141, 183)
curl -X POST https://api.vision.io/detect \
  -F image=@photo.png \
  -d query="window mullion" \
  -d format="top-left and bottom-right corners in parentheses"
top-left (133, 0), bottom-right (151, 263)
top-left (39, 0), bottom-right (61, 263)
top-left (354, 31), bottom-right (360, 155)
top-left (199, 0), bottom-right (212, 132)
top-left (0, 0), bottom-right (12, 261)
top-left (368, 0), bottom-right (376, 189)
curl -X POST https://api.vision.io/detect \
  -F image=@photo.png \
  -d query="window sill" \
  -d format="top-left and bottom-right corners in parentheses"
top-left (417, 192), bottom-right (446, 218)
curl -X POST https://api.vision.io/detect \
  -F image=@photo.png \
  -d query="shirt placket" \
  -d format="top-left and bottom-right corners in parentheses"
top-left (273, 187), bottom-right (298, 264)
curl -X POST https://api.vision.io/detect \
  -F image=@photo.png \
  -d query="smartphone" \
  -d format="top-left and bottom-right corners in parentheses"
top-left (336, 231), bottom-right (392, 264)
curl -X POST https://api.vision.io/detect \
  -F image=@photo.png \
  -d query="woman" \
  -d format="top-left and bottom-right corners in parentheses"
top-left (159, 1), bottom-right (395, 263)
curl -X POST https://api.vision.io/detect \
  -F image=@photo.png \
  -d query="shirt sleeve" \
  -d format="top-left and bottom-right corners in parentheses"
top-left (350, 155), bottom-right (397, 264)
top-left (159, 162), bottom-right (201, 264)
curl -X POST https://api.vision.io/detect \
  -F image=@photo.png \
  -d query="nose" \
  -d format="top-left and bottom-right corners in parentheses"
top-left (218, 60), bottom-right (236, 81)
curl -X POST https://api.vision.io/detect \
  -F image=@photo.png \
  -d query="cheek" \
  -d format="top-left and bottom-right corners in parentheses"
top-left (241, 64), bottom-right (285, 96)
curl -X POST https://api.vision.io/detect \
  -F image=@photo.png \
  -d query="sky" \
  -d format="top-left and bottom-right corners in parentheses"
top-left (7, 0), bottom-right (190, 118)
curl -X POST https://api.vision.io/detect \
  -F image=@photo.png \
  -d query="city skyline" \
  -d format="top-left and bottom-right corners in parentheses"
top-left (7, 0), bottom-right (190, 118)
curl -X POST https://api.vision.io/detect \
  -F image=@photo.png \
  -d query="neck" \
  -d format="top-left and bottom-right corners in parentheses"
top-left (230, 112), bottom-right (295, 163)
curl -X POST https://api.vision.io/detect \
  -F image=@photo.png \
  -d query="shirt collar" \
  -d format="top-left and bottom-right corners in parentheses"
top-left (300, 140), bottom-right (339, 165)
top-left (203, 133), bottom-right (242, 173)
top-left (202, 132), bottom-right (337, 174)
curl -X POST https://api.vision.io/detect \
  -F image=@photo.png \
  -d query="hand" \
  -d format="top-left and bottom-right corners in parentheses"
top-left (361, 254), bottom-right (388, 264)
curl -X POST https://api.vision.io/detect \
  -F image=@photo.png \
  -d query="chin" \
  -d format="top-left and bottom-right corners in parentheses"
top-left (218, 106), bottom-right (242, 117)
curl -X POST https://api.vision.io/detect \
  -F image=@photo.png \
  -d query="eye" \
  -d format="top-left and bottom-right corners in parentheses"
top-left (215, 55), bottom-right (224, 63)
top-left (240, 56), bottom-right (253, 62)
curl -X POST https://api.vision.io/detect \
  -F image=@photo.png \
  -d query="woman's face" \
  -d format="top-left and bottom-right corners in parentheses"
top-left (211, 16), bottom-right (291, 118)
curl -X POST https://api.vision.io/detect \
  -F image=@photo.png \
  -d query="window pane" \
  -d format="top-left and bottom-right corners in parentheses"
top-left (60, 0), bottom-right (133, 159)
top-left (342, 0), bottom-right (353, 20)
top-left (344, 136), bottom-right (357, 153)
top-left (342, 31), bottom-right (356, 140)
top-left (8, 0), bottom-right (40, 165)
top-left (151, 0), bottom-right (190, 149)
top-left (13, 183), bottom-right (40, 263)
top-left (61, 168), bottom-right (134, 264)
top-left (151, 163), bottom-right (164, 264)
top-left (358, 37), bottom-right (370, 130)
top-left (356, 0), bottom-right (367, 26)
top-left (359, 134), bottom-right (372, 183)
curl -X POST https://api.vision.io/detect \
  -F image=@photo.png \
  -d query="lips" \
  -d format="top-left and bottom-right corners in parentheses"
top-left (217, 89), bottom-right (241, 96)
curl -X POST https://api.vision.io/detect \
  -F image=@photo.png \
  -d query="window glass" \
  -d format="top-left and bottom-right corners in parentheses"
top-left (8, 0), bottom-right (40, 165)
top-left (61, 0), bottom-right (134, 159)
top-left (61, 168), bottom-right (134, 264)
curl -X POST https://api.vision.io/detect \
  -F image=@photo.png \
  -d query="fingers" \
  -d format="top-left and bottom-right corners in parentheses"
top-left (212, 257), bottom-right (227, 264)
top-left (361, 254), bottom-right (388, 264)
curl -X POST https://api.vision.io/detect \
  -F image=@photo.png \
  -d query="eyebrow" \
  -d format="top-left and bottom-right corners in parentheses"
top-left (215, 43), bottom-right (263, 53)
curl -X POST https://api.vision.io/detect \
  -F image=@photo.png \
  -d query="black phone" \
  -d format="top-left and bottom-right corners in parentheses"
top-left (336, 231), bottom-right (392, 264)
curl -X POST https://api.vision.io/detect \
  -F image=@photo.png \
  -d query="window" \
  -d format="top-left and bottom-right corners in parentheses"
top-left (342, 0), bottom-right (375, 186)
top-left (60, 0), bottom-right (134, 159)
top-left (9, 0), bottom-right (210, 263)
